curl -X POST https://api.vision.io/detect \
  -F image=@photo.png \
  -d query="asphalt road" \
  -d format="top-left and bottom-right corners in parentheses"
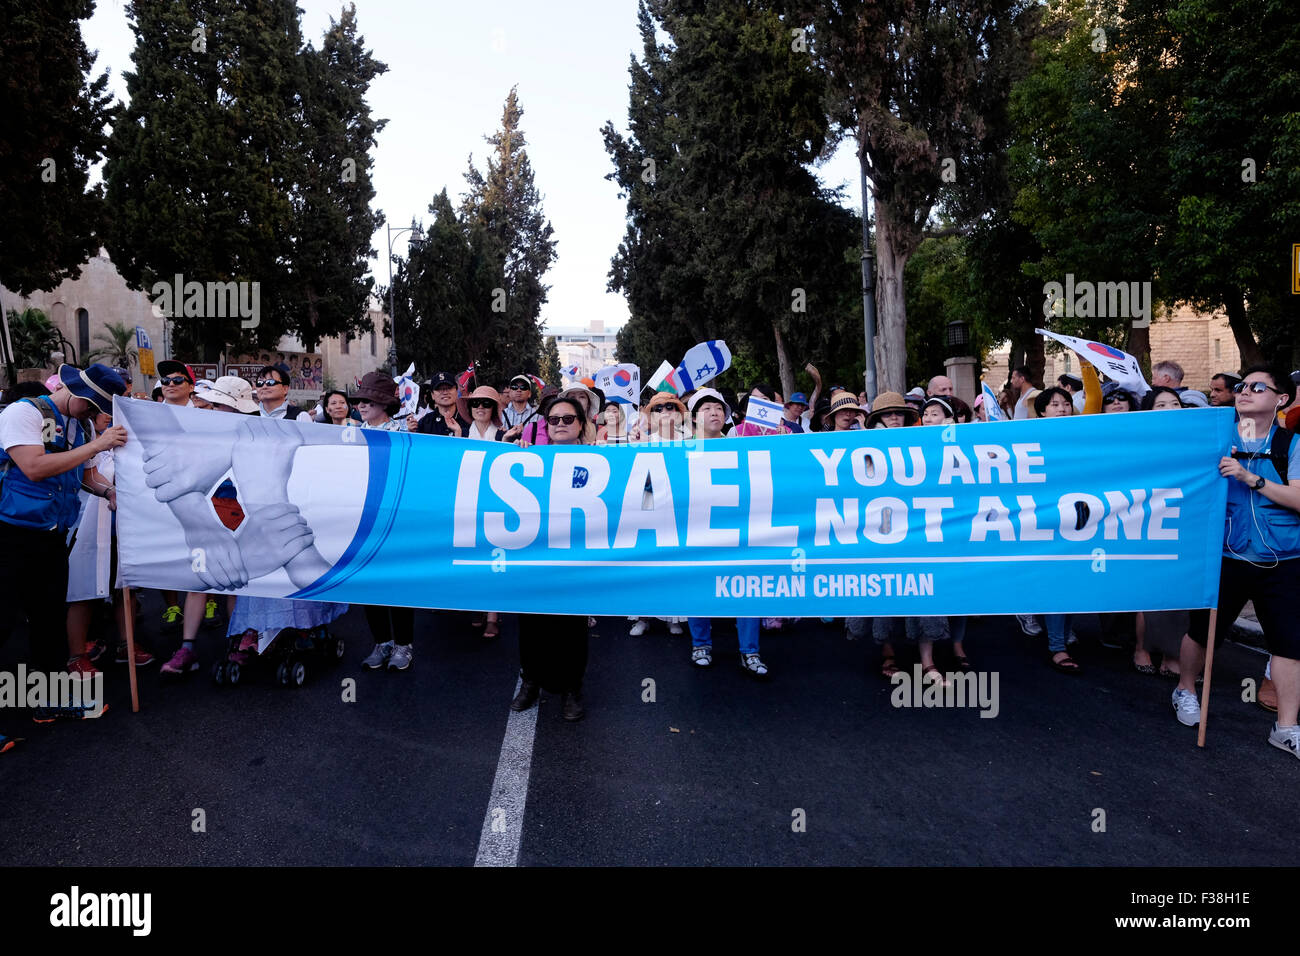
top-left (0, 597), bottom-right (1293, 866)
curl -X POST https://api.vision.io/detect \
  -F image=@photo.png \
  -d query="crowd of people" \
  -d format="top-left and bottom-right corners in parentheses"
top-left (1, 353), bottom-right (1297, 764)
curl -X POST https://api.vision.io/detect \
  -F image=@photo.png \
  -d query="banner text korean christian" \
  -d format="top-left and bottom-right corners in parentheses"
top-left (112, 398), bottom-right (1235, 618)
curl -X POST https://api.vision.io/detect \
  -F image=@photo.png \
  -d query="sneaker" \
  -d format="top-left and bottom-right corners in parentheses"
top-left (362, 641), bottom-right (394, 669)
top-left (85, 638), bottom-right (106, 663)
top-left (691, 645), bottom-right (712, 667)
top-left (387, 644), bottom-right (413, 671)
top-left (203, 597), bottom-right (220, 625)
top-left (160, 644), bottom-right (200, 675)
top-left (629, 620), bottom-right (649, 637)
top-left (668, 621), bottom-right (683, 635)
top-left (115, 644), bottom-right (155, 666)
top-left (32, 703), bottom-right (108, 722)
top-left (67, 655), bottom-right (98, 681)
top-left (1015, 614), bottom-right (1042, 637)
top-left (1066, 628), bottom-right (1079, 645)
top-left (1172, 688), bottom-right (1200, 727)
top-left (739, 653), bottom-right (769, 678)
top-left (161, 604), bottom-right (183, 632)
top-left (1267, 723), bottom-right (1300, 760)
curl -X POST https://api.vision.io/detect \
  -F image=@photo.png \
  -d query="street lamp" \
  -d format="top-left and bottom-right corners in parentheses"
top-left (859, 159), bottom-right (878, 403)
top-left (386, 222), bottom-right (421, 376)
top-left (945, 319), bottom-right (971, 355)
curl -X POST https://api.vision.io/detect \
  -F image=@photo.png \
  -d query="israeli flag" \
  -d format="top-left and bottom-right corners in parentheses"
top-left (981, 380), bottom-right (1005, 422)
top-left (675, 340), bottom-right (731, 392)
top-left (744, 396), bottom-right (784, 430)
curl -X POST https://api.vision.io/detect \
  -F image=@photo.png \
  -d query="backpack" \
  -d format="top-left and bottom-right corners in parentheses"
top-left (1232, 426), bottom-right (1294, 485)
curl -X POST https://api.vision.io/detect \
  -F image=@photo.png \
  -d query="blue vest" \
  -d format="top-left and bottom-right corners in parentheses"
top-left (1224, 426), bottom-right (1300, 560)
top-left (0, 397), bottom-right (86, 532)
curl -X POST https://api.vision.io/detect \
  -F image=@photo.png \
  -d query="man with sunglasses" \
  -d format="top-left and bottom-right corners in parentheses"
top-left (1172, 366), bottom-right (1300, 763)
top-left (255, 363), bottom-right (311, 423)
top-left (156, 360), bottom-right (196, 407)
top-left (502, 374), bottom-right (537, 431)
top-left (415, 371), bottom-right (470, 437)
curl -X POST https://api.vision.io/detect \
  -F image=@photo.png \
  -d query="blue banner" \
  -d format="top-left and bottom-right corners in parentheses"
top-left (113, 399), bottom-right (1234, 617)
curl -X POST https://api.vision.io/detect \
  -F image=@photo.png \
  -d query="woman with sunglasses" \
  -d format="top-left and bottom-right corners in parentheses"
top-left (1176, 367), bottom-right (1300, 760)
top-left (463, 386), bottom-right (508, 637)
top-left (349, 373), bottom-right (417, 671)
top-left (509, 397), bottom-right (594, 720)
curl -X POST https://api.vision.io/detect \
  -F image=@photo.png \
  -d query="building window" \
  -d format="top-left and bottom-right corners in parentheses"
top-left (76, 308), bottom-right (90, 359)
top-left (370, 330), bottom-right (376, 355)
top-left (341, 333), bottom-right (350, 355)
top-left (1214, 338), bottom-right (1221, 360)
top-left (1063, 354), bottom-right (1071, 373)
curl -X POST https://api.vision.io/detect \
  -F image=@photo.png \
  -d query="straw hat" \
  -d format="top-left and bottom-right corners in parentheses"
top-left (865, 391), bottom-right (919, 427)
top-left (826, 389), bottom-right (865, 427)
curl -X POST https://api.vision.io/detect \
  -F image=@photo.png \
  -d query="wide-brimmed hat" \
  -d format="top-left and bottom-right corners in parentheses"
top-left (826, 389), bottom-right (866, 427)
top-left (687, 387), bottom-right (731, 420)
top-left (349, 371), bottom-right (398, 407)
top-left (865, 391), bottom-right (919, 427)
top-left (203, 375), bottom-right (258, 413)
top-left (922, 396), bottom-right (955, 421)
top-left (465, 385), bottom-right (504, 427)
top-left (645, 392), bottom-right (687, 416)
top-left (57, 364), bottom-right (127, 415)
top-left (559, 383), bottom-right (599, 415)
top-left (1179, 389), bottom-right (1209, 408)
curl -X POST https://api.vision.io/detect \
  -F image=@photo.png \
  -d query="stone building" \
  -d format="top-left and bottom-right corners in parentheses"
top-left (1, 248), bottom-right (391, 403)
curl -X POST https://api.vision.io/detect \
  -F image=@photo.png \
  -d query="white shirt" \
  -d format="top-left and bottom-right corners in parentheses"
top-left (0, 400), bottom-right (46, 452)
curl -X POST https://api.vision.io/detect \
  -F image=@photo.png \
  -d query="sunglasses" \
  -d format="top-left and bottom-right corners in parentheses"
top-left (159, 376), bottom-right (190, 386)
top-left (546, 414), bottom-right (578, 426)
top-left (469, 399), bottom-right (496, 410)
top-left (256, 379), bottom-right (285, 388)
top-left (1233, 381), bottom-right (1279, 395)
top-left (509, 384), bottom-right (528, 390)
top-left (649, 405), bottom-right (678, 414)
top-left (1104, 395), bottom-right (1128, 404)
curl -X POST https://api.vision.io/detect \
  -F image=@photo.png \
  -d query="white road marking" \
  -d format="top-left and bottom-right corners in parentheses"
top-left (474, 677), bottom-right (538, 867)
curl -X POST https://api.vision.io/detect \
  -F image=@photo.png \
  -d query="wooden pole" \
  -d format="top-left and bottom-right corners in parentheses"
top-left (1196, 608), bottom-right (1218, 748)
top-left (121, 586), bottom-right (140, 713)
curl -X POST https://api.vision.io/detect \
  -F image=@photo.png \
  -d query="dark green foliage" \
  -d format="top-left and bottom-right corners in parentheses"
top-left (0, 0), bottom-right (115, 295)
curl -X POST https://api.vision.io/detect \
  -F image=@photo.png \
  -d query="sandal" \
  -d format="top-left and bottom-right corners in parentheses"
top-left (880, 655), bottom-right (900, 679)
top-left (483, 621), bottom-right (500, 640)
top-left (470, 616), bottom-right (485, 630)
top-left (1132, 652), bottom-right (1155, 675)
top-left (1050, 652), bottom-right (1082, 674)
top-left (1158, 665), bottom-right (1180, 679)
top-left (922, 664), bottom-right (950, 688)
top-left (953, 653), bottom-right (972, 672)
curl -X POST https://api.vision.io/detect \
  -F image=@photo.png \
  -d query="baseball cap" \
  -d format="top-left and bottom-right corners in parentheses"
top-left (785, 392), bottom-right (809, 407)
top-left (157, 360), bottom-right (195, 383)
top-left (427, 371), bottom-right (455, 388)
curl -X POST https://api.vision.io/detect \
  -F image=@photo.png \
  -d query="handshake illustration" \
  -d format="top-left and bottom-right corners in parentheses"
top-left (135, 412), bottom-right (334, 591)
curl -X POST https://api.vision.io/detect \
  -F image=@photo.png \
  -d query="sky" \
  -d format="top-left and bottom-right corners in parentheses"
top-left (81, 0), bottom-right (864, 336)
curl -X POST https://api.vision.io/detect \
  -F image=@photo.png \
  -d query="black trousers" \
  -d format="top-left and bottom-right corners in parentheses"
top-left (1189, 556), bottom-right (1300, 659)
top-left (518, 613), bottom-right (589, 694)
top-left (0, 521), bottom-right (71, 671)
top-left (364, 604), bottom-right (414, 647)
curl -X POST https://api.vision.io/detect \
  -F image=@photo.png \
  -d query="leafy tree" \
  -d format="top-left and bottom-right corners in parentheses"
top-left (458, 87), bottom-right (556, 378)
top-left (795, 0), bottom-right (1036, 393)
top-left (87, 320), bottom-right (139, 370)
top-left (539, 335), bottom-right (561, 388)
top-left (291, 4), bottom-right (387, 352)
top-left (4, 308), bottom-right (62, 369)
top-left (605, 0), bottom-right (860, 399)
top-left (0, 0), bottom-right (115, 295)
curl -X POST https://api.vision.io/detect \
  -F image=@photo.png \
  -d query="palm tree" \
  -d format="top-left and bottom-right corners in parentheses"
top-left (4, 308), bottom-right (62, 368)
top-left (87, 321), bottom-right (138, 371)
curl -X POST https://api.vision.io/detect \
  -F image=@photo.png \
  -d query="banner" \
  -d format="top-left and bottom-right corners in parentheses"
top-left (1037, 329), bottom-right (1150, 397)
top-left (112, 399), bottom-right (1234, 618)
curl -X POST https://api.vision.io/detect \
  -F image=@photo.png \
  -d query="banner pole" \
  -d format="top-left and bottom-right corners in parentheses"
top-left (1196, 608), bottom-right (1218, 748)
top-left (121, 586), bottom-right (140, 714)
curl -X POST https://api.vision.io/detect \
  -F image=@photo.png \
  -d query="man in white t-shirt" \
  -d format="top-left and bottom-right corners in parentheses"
top-left (1010, 366), bottom-right (1036, 420)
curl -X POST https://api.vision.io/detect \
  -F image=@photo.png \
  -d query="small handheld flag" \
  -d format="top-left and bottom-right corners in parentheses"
top-left (744, 396), bottom-right (784, 430)
top-left (980, 380), bottom-right (1005, 422)
top-left (674, 340), bottom-right (731, 392)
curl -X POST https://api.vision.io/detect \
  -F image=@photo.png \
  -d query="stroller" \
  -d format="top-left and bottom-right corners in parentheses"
top-left (212, 624), bottom-right (344, 688)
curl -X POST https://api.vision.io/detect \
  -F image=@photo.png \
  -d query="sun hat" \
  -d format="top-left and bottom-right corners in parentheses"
top-left (785, 392), bottom-right (809, 408)
top-left (466, 385), bottom-right (505, 428)
top-left (865, 391), bottom-right (919, 428)
top-left (349, 370), bottom-right (399, 407)
top-left (922, 396), bottom-right (955, 420)
top-left (203, 375), bottom-right (258, 413)
top-left (645, 392), bottom-right (687, 416)
top-left (687, 387), bottom-right (731, 420)
top-left (826, 389), bottom-right (866, 427)
top-left (57, 364), bottom-right (127, 415)
top-left (560, 383), bottom-right (600, 416)
top-left (1179, 389), bottom-right (1209, 408)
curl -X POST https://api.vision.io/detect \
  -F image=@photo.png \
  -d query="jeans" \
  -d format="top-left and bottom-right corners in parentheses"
top-left (688, 617), bottom-right (759, 655)
top-left (0, 522), bottom-right (71, 671)
top-left (1045, 614), bottom-right (1071, 654)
